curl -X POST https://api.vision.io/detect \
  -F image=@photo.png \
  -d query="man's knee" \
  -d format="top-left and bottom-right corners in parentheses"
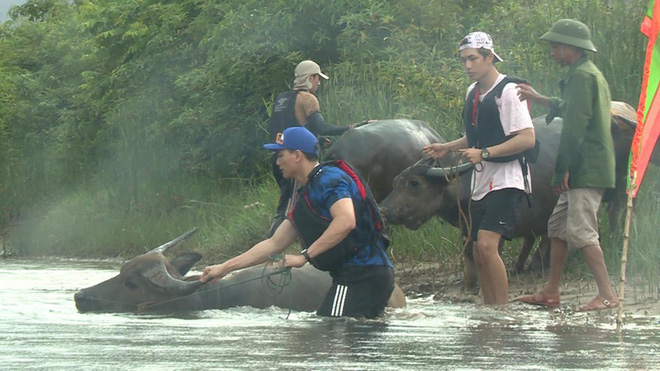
top-left (473, 239), bottom-right (498, 265)
top-left (565, 231), bottom-right (599, 251)
top-left (551, 237), bottom-right (567, 247)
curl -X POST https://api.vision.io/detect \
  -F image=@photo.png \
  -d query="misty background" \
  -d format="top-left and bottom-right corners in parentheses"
top-left (0, 0), bottom-right (657, 286)
top-left (0, 0), bottom-right (26, 22)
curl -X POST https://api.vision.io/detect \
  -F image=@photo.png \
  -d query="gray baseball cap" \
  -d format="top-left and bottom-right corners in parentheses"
top-left (294, 60), bottom-right (329, 80)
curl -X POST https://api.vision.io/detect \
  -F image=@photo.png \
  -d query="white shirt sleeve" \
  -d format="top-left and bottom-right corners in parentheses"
top-left (497, 83), bottom-right (534, 135)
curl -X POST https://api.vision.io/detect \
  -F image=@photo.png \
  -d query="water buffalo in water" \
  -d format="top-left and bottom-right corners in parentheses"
top-left (74, 229), bottom-right (406, 313)
top-left (325, 119), bottom-right (442, 202)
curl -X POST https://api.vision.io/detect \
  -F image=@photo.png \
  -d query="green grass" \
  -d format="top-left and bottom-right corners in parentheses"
top-left (6, 156), bottom-right (659, 291)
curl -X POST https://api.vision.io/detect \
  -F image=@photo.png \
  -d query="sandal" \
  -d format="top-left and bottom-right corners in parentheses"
top-left (516, 291), bottom-right (560, 308)
top-left (576, 295), bottom-right (619, 312)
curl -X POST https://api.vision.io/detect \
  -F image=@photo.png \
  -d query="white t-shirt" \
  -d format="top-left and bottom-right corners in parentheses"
top-left (466, 74), bottom-right (534, 201)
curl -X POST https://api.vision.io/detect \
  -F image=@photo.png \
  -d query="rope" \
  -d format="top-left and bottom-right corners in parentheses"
top-left (262, 255), bottom-right (293, 296)
top-left (443, 160), bottom-right (477, 266)
top-left (263, 254), bottom-right (294, 319)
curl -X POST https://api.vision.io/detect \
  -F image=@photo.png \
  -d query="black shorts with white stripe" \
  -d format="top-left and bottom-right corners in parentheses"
top-left (316, 265), bottom-right (394, 318)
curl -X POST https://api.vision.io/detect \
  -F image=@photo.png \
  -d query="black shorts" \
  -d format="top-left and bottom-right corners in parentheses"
top-left (469, 188), bottom-right (524, 241)
top-left (317, 265), bottom-right (394, 319)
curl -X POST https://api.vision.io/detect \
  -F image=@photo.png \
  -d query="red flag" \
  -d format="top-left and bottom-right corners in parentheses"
top-left (630, 0), bottom-right (660, 197)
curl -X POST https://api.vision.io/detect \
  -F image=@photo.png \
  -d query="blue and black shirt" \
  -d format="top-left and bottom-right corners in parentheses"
top-left (289, 161), bottom-right (392, 273)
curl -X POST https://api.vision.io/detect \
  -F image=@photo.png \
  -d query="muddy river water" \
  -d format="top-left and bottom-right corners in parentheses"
top-left (1, 259), bottom-right (659, 370)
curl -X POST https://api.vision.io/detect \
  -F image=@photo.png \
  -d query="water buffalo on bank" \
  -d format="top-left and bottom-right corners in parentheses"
top-left (74, 229), bottom-right (406, 313)
top-left (381, 121), bottom-right (558, 288)
top-left (327, 118), bottom-right (551, 276)
top-left (380, 102), bottom-right (645, 289)
top-left (604, 101), bottom-right (660, 227)
top-left (325, 119), bottom-right (442, 202)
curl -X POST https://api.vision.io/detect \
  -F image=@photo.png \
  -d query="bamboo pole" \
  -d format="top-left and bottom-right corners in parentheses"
top-left (616, 184), bottom-right (635, 332)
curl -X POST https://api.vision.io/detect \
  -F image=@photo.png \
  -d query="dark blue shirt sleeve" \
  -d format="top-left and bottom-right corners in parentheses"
top-left (317, 171), bottom-right (352, 210)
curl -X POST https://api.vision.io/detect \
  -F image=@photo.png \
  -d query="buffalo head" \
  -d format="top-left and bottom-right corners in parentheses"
top-left (74, 228), bottom-right (202, 313)
top-left (381, 158), bottom-right (473, 230)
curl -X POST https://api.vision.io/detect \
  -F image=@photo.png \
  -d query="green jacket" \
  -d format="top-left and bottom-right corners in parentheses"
top-left (546, 56), bottom-right (615, 189)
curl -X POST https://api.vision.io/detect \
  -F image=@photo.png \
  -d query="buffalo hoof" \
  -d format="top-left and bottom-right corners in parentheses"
top-left (463, 259), bottom-right (479, 294)
top-left (508, 267), bottom-right (524, 278)
top-left (462, 271), bottom-right (479, 295)
top-left (462, 283), bottom-right (480, 296)
top-left (526, 254), bottom-right (550, 277)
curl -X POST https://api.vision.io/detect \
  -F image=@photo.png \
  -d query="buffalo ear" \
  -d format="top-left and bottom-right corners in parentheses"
top-left (170, 252), bottom-right (203, 275)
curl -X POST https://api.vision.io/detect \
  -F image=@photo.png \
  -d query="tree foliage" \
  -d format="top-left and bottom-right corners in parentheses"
top-left (0, 0), bottom-right (647, 233)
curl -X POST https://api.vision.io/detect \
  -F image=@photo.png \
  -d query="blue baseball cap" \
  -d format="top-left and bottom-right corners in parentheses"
top-left (264, 126), bottom-right (319, 155)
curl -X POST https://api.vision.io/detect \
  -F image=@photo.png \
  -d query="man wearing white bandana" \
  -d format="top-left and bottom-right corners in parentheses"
top-left (423, 32), bottom-right (536, 305)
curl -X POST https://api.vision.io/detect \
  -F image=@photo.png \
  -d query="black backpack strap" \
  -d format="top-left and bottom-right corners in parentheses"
top-left (518, 156), bottom-right (533, 208)
top-left (494, 76), bottom-right (529, 99)
top-left (332, 160), bottom-right (390, 249)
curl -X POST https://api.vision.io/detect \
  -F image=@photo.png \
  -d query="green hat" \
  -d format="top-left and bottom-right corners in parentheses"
top-left (540, 19), bottom-right (597, 53)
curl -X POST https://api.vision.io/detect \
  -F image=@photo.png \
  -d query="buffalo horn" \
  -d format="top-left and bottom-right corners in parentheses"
top-left (149, 227), bottom-right (199, 254)
top-left (143, 265), bottom-right (203, 296)
top-left (413, 156), bottom-right (436, 167)
top-left (426, 162), bottom-right (473, 178)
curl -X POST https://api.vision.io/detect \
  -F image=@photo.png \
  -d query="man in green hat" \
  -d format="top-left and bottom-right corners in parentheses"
top-left (516, 19), bottom-right (619, 311)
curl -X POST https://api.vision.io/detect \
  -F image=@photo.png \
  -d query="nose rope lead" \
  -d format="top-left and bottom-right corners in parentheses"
top-left (441, 160), bottom-right (475, 267)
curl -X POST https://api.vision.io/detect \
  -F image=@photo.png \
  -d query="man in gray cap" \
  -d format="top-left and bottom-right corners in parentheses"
top-left (517, 19), bottom-right (619, 311)
top-left (266, 60), bottom-right (351, 236)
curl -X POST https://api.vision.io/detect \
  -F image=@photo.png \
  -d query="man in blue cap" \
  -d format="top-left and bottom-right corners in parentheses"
top-left (201, 127), bottom-right (394, 318)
